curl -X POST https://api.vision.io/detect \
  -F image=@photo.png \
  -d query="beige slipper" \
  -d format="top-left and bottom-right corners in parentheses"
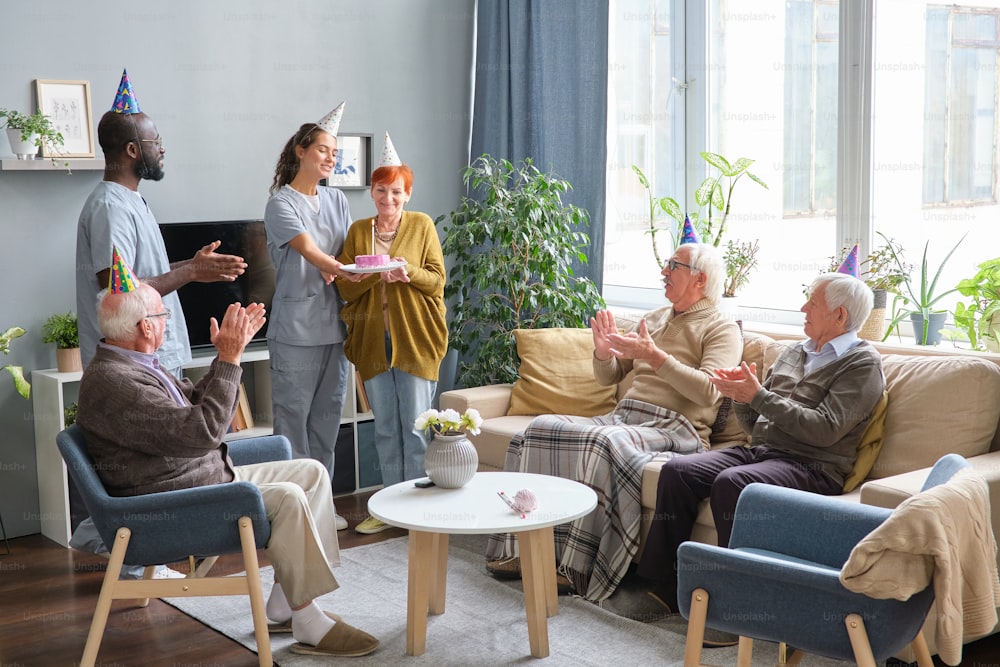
top-left (288, 616), bottom-right (379, 657)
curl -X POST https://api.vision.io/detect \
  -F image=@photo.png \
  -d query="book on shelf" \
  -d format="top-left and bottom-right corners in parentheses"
top-left (355, 370), bottom-right (371, 413)
top-left (230, 383), bottom-right (254, 432)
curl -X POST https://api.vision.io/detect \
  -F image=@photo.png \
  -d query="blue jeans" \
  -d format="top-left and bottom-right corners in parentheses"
top-left (363, 336), bottom-right (436, 487)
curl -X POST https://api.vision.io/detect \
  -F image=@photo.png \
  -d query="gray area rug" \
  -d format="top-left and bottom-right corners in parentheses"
top-left (164, 534), bottom-right (857, 666)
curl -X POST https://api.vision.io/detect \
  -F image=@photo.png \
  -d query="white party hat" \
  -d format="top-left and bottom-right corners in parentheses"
top-left (317, 101), bottom-right (345, 137)
top-left (378, 132), bottom-right (402, 166)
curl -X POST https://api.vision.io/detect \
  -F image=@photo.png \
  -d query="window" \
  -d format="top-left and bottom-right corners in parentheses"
top-left (783, 0), bottom-right (839, 215)
top-left (922, 6), bottom-right (999, 205)
top-left (607, 0), bottom-right (1000, 330)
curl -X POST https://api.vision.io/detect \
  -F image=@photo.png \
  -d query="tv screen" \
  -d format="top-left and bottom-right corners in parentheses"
top-left (158, 220), bottom-right (275, 350)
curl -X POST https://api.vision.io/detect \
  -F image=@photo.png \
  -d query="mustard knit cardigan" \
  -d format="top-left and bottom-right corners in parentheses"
top-left (337, 211), bottom-right (448, 382)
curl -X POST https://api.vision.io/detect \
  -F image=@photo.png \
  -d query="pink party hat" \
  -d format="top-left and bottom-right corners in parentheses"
top-left (109, 246), bottom-right (140, 293)
top-left (111, 69), bottom-right (141, 114)
top-left (837, 244), bottom-right (860, 278)
top-left (378, 132), bottom-right (402, 166)
top-left (680, 215), bottom-right (701, 244)
top-left (317, 101), bottom-right (345, 136)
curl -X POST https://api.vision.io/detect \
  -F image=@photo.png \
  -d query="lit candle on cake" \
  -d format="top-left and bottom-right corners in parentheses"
top-left (371, 218), bottom-right (375, 255)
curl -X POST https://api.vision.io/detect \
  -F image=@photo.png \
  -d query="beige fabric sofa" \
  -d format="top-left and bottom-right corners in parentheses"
top-left (439, 329), bottom-right (1000, 656)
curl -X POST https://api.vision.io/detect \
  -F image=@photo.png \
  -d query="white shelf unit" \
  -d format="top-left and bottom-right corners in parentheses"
top-left (32, 347), bottom-right (376, 547)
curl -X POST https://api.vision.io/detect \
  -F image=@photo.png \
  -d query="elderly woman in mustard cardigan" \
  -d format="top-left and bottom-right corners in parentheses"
top-left (337, 134), bottom-right (447, 534)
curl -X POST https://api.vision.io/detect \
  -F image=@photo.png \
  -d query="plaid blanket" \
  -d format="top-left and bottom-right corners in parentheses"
top-left (485, 399), bottom-right (703, 602)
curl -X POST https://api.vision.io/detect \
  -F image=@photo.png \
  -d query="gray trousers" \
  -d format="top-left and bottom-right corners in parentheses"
top-left (268, 340), bottom-right (349, 482)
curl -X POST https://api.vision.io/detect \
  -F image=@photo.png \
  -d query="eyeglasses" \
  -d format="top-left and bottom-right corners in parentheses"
top-left (138, 309), bottom-right (172, 326)
top-left (135, 136), bottom-right (164, 150)
top-left (667, 258), bottom-right (696, 272)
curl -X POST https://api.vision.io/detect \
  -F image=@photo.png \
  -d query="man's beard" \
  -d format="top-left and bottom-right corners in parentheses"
top-left (137, 159), bottom-right (165, 182)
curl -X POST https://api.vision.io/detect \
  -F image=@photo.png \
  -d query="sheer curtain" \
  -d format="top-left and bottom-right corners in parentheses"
top-left (471, 0), bottom-right (610, 286)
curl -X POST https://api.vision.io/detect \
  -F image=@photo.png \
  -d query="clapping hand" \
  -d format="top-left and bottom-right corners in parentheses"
top-left (708, 361), bottom-right (760, 403)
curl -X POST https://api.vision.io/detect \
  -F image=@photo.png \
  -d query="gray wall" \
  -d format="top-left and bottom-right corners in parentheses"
top-left (0, 0), bottom-right (475, 538)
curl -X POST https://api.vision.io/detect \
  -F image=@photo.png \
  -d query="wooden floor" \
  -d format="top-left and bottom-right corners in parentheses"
top-left (2, 488), bottom-right (999, 666)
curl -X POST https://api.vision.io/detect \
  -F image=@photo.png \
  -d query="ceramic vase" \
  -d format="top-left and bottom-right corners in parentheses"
top-left (424, 432), bottom-right (478, 488)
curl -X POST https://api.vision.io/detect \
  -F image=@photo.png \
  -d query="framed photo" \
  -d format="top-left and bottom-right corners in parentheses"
top-left (327, 133), bottom-right (373, 189)
top-left (34, 79), bottom-right (95, 158)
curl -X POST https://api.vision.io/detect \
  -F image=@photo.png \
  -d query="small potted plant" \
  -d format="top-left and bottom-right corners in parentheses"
top-left (879, 231), bottom-right (965, 345)
top-left (953, 257), bottom-right (1000, 352)
top-left (0, 107), bottom-right (65, 165)
top-left (42, 311), bottom-right (81, 372)
top-left (1, 325), bottom-right (30, 399)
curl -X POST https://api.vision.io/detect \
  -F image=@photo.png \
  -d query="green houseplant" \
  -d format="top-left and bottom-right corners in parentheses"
top-left (42, 311), bottom-right (81, 372)
top-left (0, 107), bottom-right (66, 166)
top-left (812, 237), bottom-right (911, 340)
top-left (953, 257), bottom-right (1000, 351)
top-left (436, 154), bottom-right (605, 387)
top-left (1, 326), bottom-right (30, 399)
top-left (634, 151), bottom-right (768, 297)
top-left (878, 231), bottom-right (965, 345)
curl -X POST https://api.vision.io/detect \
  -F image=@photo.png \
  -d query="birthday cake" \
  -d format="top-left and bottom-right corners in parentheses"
top-left (355, 254), bottom-right (391, 269)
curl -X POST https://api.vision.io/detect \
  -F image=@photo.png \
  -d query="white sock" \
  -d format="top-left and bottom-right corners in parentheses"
top-left (292, 602), bottom-right (337, 646)
top-left (266, 582), bottom-right (293, 623)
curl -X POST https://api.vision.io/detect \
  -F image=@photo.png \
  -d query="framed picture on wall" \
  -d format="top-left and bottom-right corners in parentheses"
top-left (34, 79), bottom-right (95, 158)
top-left (326, 133), bottom-right (373, 189)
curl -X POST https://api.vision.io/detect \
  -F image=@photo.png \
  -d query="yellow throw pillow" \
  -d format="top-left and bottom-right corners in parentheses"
top-left (842, 390), bottom-right (890, 492)
top-left (507, 328), bottom-right (618, 417)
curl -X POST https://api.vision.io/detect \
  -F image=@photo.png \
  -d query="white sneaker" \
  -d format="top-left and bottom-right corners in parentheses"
top-left (152, 566), bottom-right (188, 579)
top-left (335, 513), bottom-right (348, 531)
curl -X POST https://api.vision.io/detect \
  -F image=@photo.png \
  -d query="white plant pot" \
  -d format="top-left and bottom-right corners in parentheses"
top-left (5, 128), bottom-right (39, 160)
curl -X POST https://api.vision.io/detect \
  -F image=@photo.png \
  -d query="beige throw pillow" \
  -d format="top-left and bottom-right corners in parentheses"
top-left (507, 328), bottom-right (618, 417)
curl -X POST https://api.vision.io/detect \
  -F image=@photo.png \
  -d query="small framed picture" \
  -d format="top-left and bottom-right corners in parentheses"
top-left (327, 133), bottom-right (373, 189)
top-left (34, 79), bottom-right (95, 158)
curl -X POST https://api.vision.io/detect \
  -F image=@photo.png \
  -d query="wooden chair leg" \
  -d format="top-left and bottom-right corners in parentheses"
top-left (238, 517), bottom-right (271, 667)
top-left (844, 613), bottom-right (878, 667)
top-left (194, 555), bottom-right (219, 578)
top-left (80, 527), bottom-right (131, 667)
top-left (736, 635), bottom-right (754, 667)
top-left (909, 630), bottom-right (933, 667)
top-left (683, 587), bottom-right (709, 667)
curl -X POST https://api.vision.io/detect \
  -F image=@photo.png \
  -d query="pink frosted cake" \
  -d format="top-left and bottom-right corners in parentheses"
top-left (355, 254), bottom-right (391, 269)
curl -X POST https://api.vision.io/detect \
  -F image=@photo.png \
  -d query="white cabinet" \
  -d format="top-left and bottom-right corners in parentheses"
top-left (32, 347), bottom-right (376, 547)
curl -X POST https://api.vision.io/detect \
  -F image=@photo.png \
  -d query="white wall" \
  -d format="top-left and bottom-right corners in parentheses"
top-left (0, 0), bottom-right (475, 538)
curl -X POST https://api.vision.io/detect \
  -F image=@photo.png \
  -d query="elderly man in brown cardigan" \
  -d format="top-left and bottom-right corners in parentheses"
top-left (76, 283), bottom-right (378, 658)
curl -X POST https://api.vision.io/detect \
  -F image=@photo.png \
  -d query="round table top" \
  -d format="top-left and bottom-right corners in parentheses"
top-left (367, 471), bottom-right (597, 534)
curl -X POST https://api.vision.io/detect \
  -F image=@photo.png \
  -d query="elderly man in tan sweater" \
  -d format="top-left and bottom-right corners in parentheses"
top-left (486, 242), bottom-right (742, 602)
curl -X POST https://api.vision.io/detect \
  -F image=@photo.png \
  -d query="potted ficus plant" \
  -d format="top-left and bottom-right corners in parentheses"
top-left (42, 311), bottom-right (81, 372)
top-left (953, 257), bottom-right (1000, 352)
top-left (878, 231), bottom-right (966, 346)
top-left (633, 151), bottom-right (768, 299)
top-left (436, 154), bottom-right (605, 388)
top-left (1, 326), bottom-right (30, 399)
top-left (0, 107), bottom-right (66, 167)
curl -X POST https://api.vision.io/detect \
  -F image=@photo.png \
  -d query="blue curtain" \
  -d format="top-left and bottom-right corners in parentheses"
top-left (471, 0), bottom-right (609, 287)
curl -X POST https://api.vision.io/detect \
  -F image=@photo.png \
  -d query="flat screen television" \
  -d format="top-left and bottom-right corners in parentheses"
top-left (158, 220), bottom-right (275, 350)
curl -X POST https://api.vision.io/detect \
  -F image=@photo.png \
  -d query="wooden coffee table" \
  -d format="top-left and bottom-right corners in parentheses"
top-left (367, 471), bottom-right (597, 658)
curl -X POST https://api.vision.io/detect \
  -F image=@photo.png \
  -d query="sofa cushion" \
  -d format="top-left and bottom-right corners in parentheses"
top-left (871, 354), bottom-right (1000, 479)
top-left (842, 389), bottom-right (890, 492)
top-left (507, 328), bottom-right (618, 417)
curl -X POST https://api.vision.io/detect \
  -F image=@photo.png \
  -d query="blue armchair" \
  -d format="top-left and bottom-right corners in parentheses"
top-left (57, 424), bottom-right (292, 667)
top-left (676, 454), bottom-right (970, 667)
